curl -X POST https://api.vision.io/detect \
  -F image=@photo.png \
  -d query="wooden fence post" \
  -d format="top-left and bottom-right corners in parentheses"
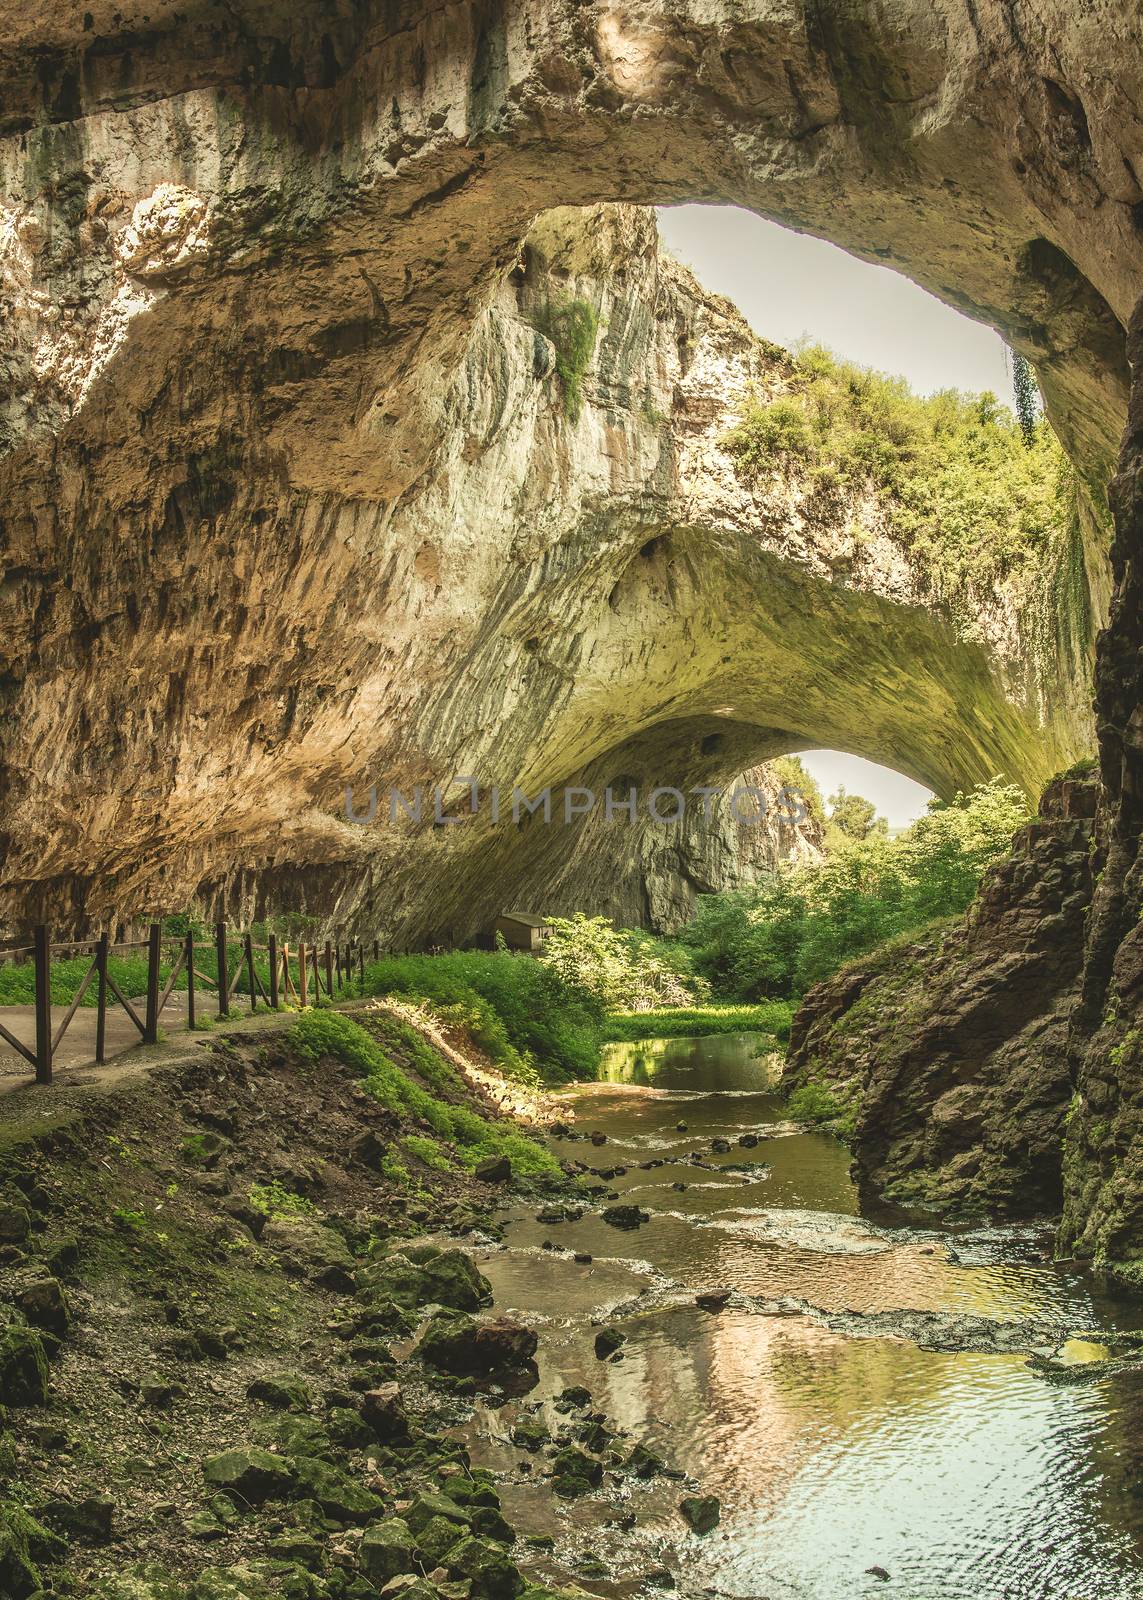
top-left (186, 932), bottom-right (196, 1030)
top-left (359, 943), bottom-right (365, 983)
top-left (33, 924), bottom-right (52, 1085)
top-left (245, 933), bottom-right (257, 1014)
top-left (95, 932), bottom-right (109, 1064)
top-left (216, 921), bottom-right (230, 1018)
top-left (298, 940), bottom-right (308, 1007)
top-left (268, 933), bottom-right (279, 1009)
top-left (144, 922), bottom-right (161, 1043)
top-left (324, 940), bottom-right (333, 1001)
top-left (373, 940), bottom-right (379, 963)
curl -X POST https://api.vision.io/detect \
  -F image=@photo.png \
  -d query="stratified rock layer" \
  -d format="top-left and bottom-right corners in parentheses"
top-left (786, 776), bottom-right (1096, 1217)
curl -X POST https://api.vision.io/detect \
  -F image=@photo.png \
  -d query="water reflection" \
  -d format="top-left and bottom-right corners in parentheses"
top-left (471, 1031), bottom-right (1143, 1598)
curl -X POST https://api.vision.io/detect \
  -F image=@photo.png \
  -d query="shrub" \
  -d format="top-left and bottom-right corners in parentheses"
top-left (532, 296), bottom-right (601, 422)
top-left (352, 950), bottom-right (600, 1082)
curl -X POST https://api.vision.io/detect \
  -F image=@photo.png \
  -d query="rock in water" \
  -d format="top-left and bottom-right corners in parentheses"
top-left (679, 1495), bottom-right (721, 1534)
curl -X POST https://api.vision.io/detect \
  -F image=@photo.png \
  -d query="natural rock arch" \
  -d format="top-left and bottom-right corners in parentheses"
top-left (2, 0), bottom-right (1143, 1275)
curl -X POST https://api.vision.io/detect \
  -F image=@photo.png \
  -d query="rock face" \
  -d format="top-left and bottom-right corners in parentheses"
top-left (0, 196), bottom-right (1090, 940)
top-left (1061, 301), bottom-right (1143, 1287)
top-left (3, 0), bottom-right (1143, 1266)
top-left (1, 4), bottom-right (1131, 938)
top-left (786, 775), bottom-right (1097, 1217)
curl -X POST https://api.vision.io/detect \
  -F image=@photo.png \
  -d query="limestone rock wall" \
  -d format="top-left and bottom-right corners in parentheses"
top-left (786, 775), bottom-right (1097, 1219)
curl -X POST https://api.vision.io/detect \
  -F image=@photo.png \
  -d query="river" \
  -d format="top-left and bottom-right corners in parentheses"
top-left (464, 1031), bottom-right (1143, 1599)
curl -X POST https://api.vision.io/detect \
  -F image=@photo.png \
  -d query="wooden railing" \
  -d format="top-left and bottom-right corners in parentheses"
top-left (0, 924), bottom-right (381, 1086)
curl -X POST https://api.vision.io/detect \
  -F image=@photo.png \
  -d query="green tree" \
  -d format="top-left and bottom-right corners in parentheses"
top-left (827, 786), bottom-right (888, 842)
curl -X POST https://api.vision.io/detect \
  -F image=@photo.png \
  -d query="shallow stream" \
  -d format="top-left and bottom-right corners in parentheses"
top-left (466, 1032), bottom-right (1143, 1599)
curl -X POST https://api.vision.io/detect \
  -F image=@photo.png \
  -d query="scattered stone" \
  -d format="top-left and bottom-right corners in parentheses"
top-left (201, 1447), bottom-right (297, 1505)
top-left (590, 1131), bottom-right (607, 1146)
top-left (675, 1121), bottom-right (688, 1132)
top-left (574, 1252), bottom-right (593, 1264)
top-left (350, 1128), bottom-right (388, 1169)
top-left (361, 1247), bottom-right (491, 1313)
top-left (679, 1495), bottom-right (720, 1534)
top-left (738, 1134), bottom-right (759, 1148)
top-left (695, 1288), bottom-right (733, 1312)
top-left (601, 1204), bottom-right (649, 1230)
top-left (594, 1328), bottom-right (626, 1359)
top-left (711, 1137), bottom-right (732, 1153)
top-left (866, 1567), bottom-right (891, 1581)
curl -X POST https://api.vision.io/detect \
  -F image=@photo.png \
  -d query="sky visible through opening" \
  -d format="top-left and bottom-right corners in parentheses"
top-left (657, 204), bottom-right (1015, 829)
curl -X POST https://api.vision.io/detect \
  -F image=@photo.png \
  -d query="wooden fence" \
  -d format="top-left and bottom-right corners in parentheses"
top-left (0, 924), bottom-right (381, 1086)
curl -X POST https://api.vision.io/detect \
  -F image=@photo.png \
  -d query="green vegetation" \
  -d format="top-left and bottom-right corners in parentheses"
top-left (1011, 352), bottom-right (1040, 446)
top-left (532, 296), bottom-right (600, 422)
top-left (249, 1180), bottom-right (317, 1219)
top-left (353, 949), bottom-right (600, 1083)
top-left (602, 1001), bottom-right (793, 1043)
top-left (721, 343), bottom-right (1075, 610)
top-left (826, 786), bottom-right (888, 845)
top-left (540, 914), bottom-right (697, 1011)
top-left (786, 1079), bottom-right (858, 1140)
top-left (680, 778), bottom-right (1029, 999)
top-left (291, 1009), bottom-right (558, 1176)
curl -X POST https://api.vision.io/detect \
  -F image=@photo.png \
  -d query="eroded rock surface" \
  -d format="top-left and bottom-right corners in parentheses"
top-left (786, 775), bottom-right (1097, 1217)
top-left (1, 2), bottom-right (1135, 935)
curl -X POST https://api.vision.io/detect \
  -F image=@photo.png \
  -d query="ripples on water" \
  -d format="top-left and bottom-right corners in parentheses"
top-left (469, 1032), bottom-right (1143, 1599)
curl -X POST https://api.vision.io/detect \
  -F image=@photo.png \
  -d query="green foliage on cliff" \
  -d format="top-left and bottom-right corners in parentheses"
top-left (680, 778), bottom-right (1030, 999)
top-left (533, 296), bottom-right (600, 422)
top-left (721, 344), bottom-right (1073, 607)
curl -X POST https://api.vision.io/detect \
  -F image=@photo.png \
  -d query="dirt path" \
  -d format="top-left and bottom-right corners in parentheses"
top-left (0, 996), bottom-right (301, 1099)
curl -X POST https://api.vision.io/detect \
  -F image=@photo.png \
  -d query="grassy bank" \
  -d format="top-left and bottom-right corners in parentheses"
top-left (601, 1001), bottom-right (793, 1044)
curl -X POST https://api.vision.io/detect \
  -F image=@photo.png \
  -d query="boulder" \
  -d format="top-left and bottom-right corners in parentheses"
top-left (201, 1448), bottom-right (296, 1505)
top-left (549, 1448), bottom-right (603, 1499)
top-left (290, 1458), bottom-right (384, 1523)
top-left (474, 1154), bottom-right (512, 1183)
top-left (361, 1248), bottom-right (490, 1313)
top-left (358, 1518), bottom-right (416, 1584)
top-left (593, 1328), bottom-right (625, 1359)
top-left (360, 1382), bottom-right (412, 1442)
top-left (246, 1374), bottom-right (312, 1411)
top-left (40, 1495), bottom-right (114, 1541)
top-left (695, 1288), bottom-right (732, 1312)
top-left (678, 1495), bottom-right (720, 1533)
top-left (600, 1205), bottom-right (649, 1230)
top-left (0, 1203), bottom-right (31, 1245)
top-left (416, 1313), bottom-right (537, 1378)
top-left (0, 1325), bottom-right (49, 1406)
top-left (447, 1534), bottom-right (525, 1599)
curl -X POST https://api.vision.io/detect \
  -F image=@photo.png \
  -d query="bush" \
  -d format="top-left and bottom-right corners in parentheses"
top-left (602, 1001), bottom-right (794, 1043)
top-left (352, 949), bottom-right (601, 1082)
top-left (681, 778), bottom-right (1030, 999)
top-left (538, 914), bottom-right (699, 1013)
top-left (532, 296), bottom-right (600, 422)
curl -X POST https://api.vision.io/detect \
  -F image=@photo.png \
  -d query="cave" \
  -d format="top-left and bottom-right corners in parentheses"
top-left (4, 4), bottom-right (1143, 1596)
